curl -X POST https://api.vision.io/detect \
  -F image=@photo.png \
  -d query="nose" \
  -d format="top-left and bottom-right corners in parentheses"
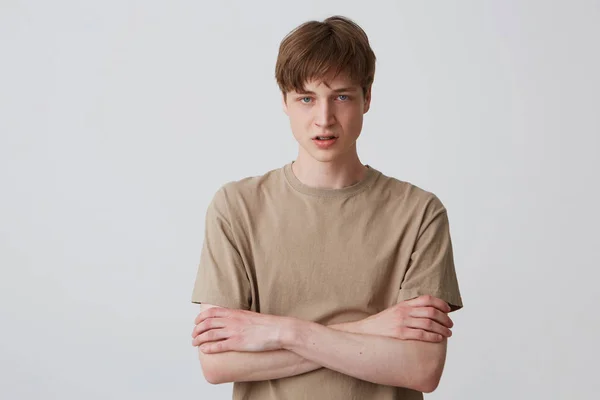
top-left (314, 100), bottom-right (336, 128)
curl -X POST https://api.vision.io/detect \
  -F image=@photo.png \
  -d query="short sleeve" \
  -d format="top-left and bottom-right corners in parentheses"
top-left (190, 186), bottom-right (252, 310)
top-left (397, 195), bottom-right (464, 312)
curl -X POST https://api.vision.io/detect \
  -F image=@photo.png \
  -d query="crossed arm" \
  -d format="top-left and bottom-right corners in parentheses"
top-left (191, 295), bottom-right (454, 393)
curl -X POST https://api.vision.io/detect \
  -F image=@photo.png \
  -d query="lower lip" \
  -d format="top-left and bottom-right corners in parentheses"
top-left (312, 137), bottom-right (338, 149)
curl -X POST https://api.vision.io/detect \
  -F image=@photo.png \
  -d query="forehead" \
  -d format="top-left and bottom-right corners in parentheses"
top-left (298, 71), bottom-right (361, 93)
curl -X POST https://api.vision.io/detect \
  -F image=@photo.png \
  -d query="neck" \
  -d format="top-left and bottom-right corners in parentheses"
top-left (291, 148), bottom-right (367, 190)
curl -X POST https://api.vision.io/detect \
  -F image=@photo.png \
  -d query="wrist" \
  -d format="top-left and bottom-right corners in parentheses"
top-left (329, 319), bottom-right (364, 335)
top-left (279, 317), bottom-right (311, 351)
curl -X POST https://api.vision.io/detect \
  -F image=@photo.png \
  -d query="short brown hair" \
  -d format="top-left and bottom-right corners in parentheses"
top-left (275, 15), bottom-right (376, 97)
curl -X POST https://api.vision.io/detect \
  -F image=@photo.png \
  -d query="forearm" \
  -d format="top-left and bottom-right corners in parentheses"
top-left (282, 319), bottom-right (446, 392)
top-left (200, 321), bottom-right (363, 384)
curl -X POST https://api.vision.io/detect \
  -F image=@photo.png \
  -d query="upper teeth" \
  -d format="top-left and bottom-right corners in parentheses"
top-left (317, 136), bottom-right (334, 140)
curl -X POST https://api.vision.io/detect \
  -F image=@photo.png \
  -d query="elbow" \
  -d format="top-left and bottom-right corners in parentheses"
top-left (203, 368), bottom-right (225, 385)
top-left (408, 341), bottom-right (447, 393)
top-left (202, 364), bottom-right (234, 385)
top-left (392, 361), bottom-right (443, 393)
top-left (416, 355), bottom-right (445, 393)
top-left (200, 361), bottom-right (223, 384)
top-left (410, 365), bottom-right (443, 393)
top-left (419, 373), bottom-right (442, 394)
top-left (199, 352), bottom-right (230, 385)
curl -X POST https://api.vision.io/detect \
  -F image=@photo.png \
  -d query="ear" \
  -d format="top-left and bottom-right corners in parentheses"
top-left (363, 85), bottom-right (372, 114)
top-left (282, 93), bottom-right (289, 116)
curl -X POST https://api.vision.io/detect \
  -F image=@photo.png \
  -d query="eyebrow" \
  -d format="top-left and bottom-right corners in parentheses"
top-left (297, 87), bottom-right (358, 95)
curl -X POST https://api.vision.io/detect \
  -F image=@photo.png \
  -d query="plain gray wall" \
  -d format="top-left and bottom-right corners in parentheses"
top-left (1, 1), bottom-right (599, 399)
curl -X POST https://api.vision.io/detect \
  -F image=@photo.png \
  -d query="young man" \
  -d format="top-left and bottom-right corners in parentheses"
top-left (190, 15), bottom-right (463, 399)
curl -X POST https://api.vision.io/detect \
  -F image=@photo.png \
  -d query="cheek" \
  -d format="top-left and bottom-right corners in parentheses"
top-left (340, 108), bottom-right (363, 129)
top-left (290, 110), bottom-right (313, 127)
top-left (287, 113), bottom-right (312, 138)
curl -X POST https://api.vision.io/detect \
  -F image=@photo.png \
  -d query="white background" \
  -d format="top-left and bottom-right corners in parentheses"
top-left (1, 1), bottom-right (599, 399)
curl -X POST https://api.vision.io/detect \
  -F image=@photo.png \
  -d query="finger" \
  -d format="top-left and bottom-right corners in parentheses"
top-left (193, 328), bottom-right (231, 347)
top-left (405, 316), bottom-right (452, 337)
top-left (405, 295), bottom-right (451, 313)
top-left (400, 328), bottom-right (444, 343)
top-left (195, 308), bottom-right (231, 325)
top-left (410, 306), bottom-right (454, 328)
top-left (406, 295), bottom-right (451, 313)
top-left (191, 318), bottom-right (227, 338)
top-left (199, 339), bottom-right (230, 354)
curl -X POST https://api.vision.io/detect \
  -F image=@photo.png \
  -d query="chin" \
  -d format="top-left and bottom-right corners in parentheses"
top-left (298, 139), bottom-right (351, 163)
top-left (308, 151), bottom-right (344, 163)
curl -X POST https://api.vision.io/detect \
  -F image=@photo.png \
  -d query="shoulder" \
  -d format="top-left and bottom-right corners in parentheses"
top-left (209, 165), bottom-right (284, 212)
top-left (373, 169), bottom-right (446, 213)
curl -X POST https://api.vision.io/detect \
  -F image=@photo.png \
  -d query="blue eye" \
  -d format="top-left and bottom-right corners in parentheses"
top-left (338, 95), bottom-right (349, 101)
top-left (300, 97), bottom-right (312, 103)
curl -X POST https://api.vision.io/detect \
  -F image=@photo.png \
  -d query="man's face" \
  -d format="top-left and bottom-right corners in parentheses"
top-left (282, 72), bottom-right (371, 163)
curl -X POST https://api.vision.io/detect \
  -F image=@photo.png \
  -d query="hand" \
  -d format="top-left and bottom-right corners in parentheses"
top-left (357, 295), bottom-right (454, 342)
top-left (191, 307), bottom-right (289, 354)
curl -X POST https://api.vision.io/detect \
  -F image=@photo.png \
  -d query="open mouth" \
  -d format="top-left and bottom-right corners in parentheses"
top-left (313, 136), bottom-right (338, 141)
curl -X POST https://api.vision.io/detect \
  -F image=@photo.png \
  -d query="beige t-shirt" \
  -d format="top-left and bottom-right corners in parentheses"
top-left (191, 162), bottom-right (463, 400)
